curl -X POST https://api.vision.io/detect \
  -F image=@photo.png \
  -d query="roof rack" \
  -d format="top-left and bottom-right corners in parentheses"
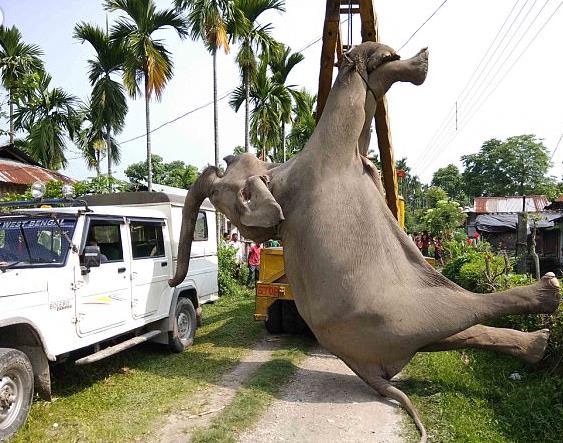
top-left (0, 198), bottom-right (90, 211)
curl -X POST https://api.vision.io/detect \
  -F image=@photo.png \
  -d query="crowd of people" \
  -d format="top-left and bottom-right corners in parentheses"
top-left (223, 232), bottom-right (266, 288)
top-left (410, 231), bottom-right (444, 265)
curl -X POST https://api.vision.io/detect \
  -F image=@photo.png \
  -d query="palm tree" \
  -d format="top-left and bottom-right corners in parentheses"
top-left (245, 60), bottom-right (291, 160)
top-left (268, 44), bottom-right (303, 161)
top-left (231, 0), bottom-right (284, 152)
top-left (0, 25), bottom-right (43, 143)
top-left (73, 22), bottom-right (128, 185)
top-left (175, 0), bottom-right (245, 168)
top-left (13, 71), bottom-right (80, 169)
top-left (76, 100), bottom-right (120, 176)
top-left (286, 88), bottom-right (316, 158)
top-left (104, 0), bottom-right (188, 191)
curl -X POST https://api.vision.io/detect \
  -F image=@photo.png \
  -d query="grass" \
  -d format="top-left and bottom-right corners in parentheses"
top-left (401, 350), bottom-right (563, 442)
top-left (191, 340), bottom-right (310, 443)
top-left (13, 287), bottom-right (264, 442)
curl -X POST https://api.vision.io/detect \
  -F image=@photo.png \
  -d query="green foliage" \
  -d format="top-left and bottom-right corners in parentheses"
top-left (218, 243), bottom-right (245, 296)
top-left (431, 164), bottom-right (469, 205)
top-left (420, 199), bottom-right (466, 239)
top-left (125, 154), bottom-right (199, 189)
top-left (424, 185), bottom-right (448, 207)
top-left (462, 135), bottom-right (559, 199)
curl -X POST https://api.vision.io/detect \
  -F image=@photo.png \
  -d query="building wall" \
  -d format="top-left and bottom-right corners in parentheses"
top-left (0, 182), bottom-right (27, 196)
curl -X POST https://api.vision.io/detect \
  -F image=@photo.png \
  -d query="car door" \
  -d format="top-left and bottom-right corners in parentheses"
top-left (129, 218), bottom-right (170, 319)
top-left (75, 217), bottom-right (131, 336)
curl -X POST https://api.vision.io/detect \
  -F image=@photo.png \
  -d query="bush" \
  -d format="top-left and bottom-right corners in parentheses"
top-left (218, 244), bottom-right (248, 296)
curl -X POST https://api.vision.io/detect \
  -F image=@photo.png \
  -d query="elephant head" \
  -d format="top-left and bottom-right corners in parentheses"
top-left (169, 153), bottom-right (284, 287)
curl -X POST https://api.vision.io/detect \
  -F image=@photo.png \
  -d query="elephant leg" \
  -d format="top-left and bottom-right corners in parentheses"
top-left (342, 358), bottom-right (427, 443)
top-left (419, 324), bottom-right (550, 364)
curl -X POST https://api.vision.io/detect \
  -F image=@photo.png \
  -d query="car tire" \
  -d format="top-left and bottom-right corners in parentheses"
top-left (0, 348), bottom-right (34, 441)
top-left (264, 301), bottom-right (283, 334)
top-left (168, 298), bottom-right (197, 353)
top-left (281, 301), bottom-right (309, 335)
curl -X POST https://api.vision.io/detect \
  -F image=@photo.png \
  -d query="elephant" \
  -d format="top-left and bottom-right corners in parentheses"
top-left (170, 42), bottom-right (560, 442)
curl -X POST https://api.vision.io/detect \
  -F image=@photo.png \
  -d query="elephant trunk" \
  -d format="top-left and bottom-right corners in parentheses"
top-left (169, 166), bottom-right (218, 287)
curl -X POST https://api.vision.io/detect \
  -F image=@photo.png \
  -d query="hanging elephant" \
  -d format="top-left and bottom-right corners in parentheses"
top-left (169, 42), bottom-right (560, 442)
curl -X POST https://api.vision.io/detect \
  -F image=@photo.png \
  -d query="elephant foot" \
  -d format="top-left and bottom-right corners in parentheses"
top-left (522, 328), bottom-right (550, 364)
top-left (532, 273), bottom-right (560, 314)
top-left (501, 272), bottom-right (560, 314)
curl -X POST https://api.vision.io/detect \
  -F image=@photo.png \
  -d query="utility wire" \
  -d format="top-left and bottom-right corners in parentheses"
top-left (550, 130), bottom-right (563, 161)
top-left (413, 0), bottom-right (526, 169)
top-left (397, 0), bottom-right (450, 51)
top-left (419, 0), bottom-right (561, 173)
top-left (416, 0), bottom-right (544, 172)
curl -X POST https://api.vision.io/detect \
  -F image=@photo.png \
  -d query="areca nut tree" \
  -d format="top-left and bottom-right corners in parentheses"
top-left (104, 0), bottom-right (189, 191)
top-left (13, 71), bottom-right (80, 169)
top-left (0, 25), bottom-right (44, 143)
top-left (286, 88), bottom-right (316, 158)
top-left (231, 0), bottom-right (284, 152)
top-left (267, 43), bottom-right (303, 161)
top-left (76, 100), bottom-right (121, 177)
top-left (175, 0), bottom-right (246, 168)
top-left (248, 59), bottom-right (291, 160)
top-left (73, 22), bottom-right (128, 185)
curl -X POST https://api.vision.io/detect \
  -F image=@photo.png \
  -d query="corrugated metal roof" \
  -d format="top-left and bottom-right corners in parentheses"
top-left (0, 159), bottom-right (75, 185)
top-left (473, 196), bottom-right (549, 213)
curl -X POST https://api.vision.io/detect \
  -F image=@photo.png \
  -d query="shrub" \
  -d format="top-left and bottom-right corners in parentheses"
top-left (218, 244), bottom-right (240, 296)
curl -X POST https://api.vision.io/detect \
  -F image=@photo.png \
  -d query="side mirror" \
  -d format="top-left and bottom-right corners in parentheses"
top-left (81, 245), bottom-right (101, 272)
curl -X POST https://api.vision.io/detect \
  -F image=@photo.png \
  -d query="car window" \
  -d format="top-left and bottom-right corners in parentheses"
top-left (194, 211), bottom-right (208, 241)
top-left (85, 222), bottom-right (123, 263)
top-left (130, 222), bottom-right (165, 259)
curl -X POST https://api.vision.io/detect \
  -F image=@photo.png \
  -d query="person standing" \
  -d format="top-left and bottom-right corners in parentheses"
top-left (246, 242), bottom-right (261, 288)
top-left (421, 231), bottom-right (430, 257)
top-left (434, 237), bottom-right (444, 266)
top-left (229, 233), bottom-right (244, 279)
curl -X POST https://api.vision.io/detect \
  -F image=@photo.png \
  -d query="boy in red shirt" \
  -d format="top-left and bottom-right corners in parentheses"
top-left (246, 242), bottom-right (261, 287)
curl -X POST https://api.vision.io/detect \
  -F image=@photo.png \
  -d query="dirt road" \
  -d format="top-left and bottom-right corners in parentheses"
top-left (239, 348), bottom-right (405, 443)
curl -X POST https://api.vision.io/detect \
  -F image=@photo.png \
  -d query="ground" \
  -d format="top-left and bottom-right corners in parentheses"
top-left (239, 347), bottom-right (404, 443)
top-left (153, 338), bottom-right (405, 443)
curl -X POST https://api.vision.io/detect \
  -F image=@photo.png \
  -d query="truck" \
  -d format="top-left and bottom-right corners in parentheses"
top-left (0, 189), bottom-right (218, 440)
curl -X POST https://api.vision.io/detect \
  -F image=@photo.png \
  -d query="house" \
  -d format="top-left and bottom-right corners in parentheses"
top-left (466, 195), bottom-right (563, 273)
top-left (0, 144), bottom-right (75, 196)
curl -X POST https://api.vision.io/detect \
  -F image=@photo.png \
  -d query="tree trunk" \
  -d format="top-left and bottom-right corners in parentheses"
top-left (9, 90), bottom-right (14, 144)
top-left (213, 49), bottom-right (221, 245)
top-left (106, 124), bottom-right (112, 192)
top-left (245, 74), bottom-right (250, 153)
top-left (213, 49), bottom-right (219, 168)
top-left (281, 121), bottom-right (286, 162)
top-left (145, 76), bottom-right (152, 192)
top-left (95, 149), bottom-right (101, 177)
top-left (530, 221), bottom-right (541, 280)
top-left (516, 212), bottom-right (528, 274)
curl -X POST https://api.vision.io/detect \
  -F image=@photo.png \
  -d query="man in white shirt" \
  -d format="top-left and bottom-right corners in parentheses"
top-left (229, 232), bottom-right (244, 278)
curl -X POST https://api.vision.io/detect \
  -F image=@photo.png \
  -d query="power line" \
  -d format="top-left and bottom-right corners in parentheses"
top-left (398, 0), bottom-right (450, 51)
top-left (416, 0), bottom-right (549, 173)
top-left (413, 1), bottom-right (527, 169)
top-left (418, 0), bottom-right (562, 174)
top-left (116, 27), bottom-right (332, 146)
top-left (550, 130), bottom-right (563, 161)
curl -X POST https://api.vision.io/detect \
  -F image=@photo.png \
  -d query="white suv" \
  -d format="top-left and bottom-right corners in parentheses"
top-left (0, 191), bottom-right (218, 439)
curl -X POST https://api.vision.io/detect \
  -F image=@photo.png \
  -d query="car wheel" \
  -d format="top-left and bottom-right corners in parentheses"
top-left (265, 301), bottom-right (283, 334)
top-left (0, 348), bottom-right (34, 441)
top-left (168, 298), bottom-right (197, 353)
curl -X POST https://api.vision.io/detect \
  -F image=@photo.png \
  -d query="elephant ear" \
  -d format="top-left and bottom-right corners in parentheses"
top-left (239, 175), bottom-right (284, 228)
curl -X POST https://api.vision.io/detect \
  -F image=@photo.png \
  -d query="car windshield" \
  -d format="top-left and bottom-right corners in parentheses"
top-left (0, 216), bottom-right (76, 268)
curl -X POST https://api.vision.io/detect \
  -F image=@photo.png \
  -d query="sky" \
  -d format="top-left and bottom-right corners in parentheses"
top-left (2, 0), bottom-right (562, 184)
